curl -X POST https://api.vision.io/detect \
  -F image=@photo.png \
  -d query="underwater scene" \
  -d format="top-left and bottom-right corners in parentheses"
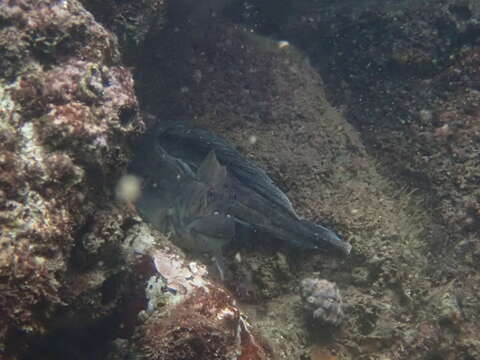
top-left (1, 0), bottom-right (480, 359)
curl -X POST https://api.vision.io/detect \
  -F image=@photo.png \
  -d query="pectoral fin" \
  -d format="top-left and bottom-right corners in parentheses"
top-left (188, 214), bottom-right (235, 242)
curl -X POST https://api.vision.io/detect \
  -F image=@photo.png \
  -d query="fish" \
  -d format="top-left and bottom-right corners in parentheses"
top-left (132, 123), bottom-right (351, 259)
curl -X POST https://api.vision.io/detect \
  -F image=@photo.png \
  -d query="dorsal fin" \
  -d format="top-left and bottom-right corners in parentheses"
top-left (197, 151), bottom-right (227, 186)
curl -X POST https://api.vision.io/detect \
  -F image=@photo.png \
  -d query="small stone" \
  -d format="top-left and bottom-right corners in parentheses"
top-left (300, 278), bottom-right (344, 326)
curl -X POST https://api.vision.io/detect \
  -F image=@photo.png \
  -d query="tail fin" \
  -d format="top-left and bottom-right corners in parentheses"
top-left (298, 219), bottom-right (351, 255)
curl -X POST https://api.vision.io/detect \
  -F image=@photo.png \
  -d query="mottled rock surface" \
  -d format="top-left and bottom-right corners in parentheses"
top-left (288, 0), bottom-right (480, 243)
top-left (80, 0), bottom-right (166, 61)
top-left (0, 0), bottom-right (143, 357)
top-left (3, 1), bottom-right (480, 360)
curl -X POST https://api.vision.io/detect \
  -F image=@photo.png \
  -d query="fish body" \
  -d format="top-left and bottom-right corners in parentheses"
top-left (132, 124), bottom-right (351, 257)
top-left (133, 144), bottom-right (235, 254)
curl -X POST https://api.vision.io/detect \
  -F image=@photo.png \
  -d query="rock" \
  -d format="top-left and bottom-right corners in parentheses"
top-left (0, 0), bottom-right (143, 356)
top-left (300, 278), bottom-right (344, 327)
top-left (118, 224), bottom-right (275, 360)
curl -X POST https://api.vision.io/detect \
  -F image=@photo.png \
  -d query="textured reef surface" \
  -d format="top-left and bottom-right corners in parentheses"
top-left (1, 0), bottom-right (480, 359)
top-left (0, 0), bottom-right (143, 355)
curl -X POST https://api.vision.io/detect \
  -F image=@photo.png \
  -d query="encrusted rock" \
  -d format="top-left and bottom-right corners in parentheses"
top-left (118, 224), bottom-right (274, 360)
top-left (0, 0), bottom-right (143, 356)
top-left (80, 0), bottom-right (167, 58)
top-left (300, 278), bottom-right (344, 327)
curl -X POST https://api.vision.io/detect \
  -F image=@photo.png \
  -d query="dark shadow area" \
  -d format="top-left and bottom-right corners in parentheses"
top-left (20, 315), bottom-right (119, 360)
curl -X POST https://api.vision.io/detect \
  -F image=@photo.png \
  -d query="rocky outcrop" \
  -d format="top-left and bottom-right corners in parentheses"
top-left (2, 1), bottom-right (480, 359)
top-left (0, 2), bottom-right (143, 356)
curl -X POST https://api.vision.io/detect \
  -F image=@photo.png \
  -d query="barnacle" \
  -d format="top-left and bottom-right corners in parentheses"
top-left (79, 63), bottom-right (107, 101)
